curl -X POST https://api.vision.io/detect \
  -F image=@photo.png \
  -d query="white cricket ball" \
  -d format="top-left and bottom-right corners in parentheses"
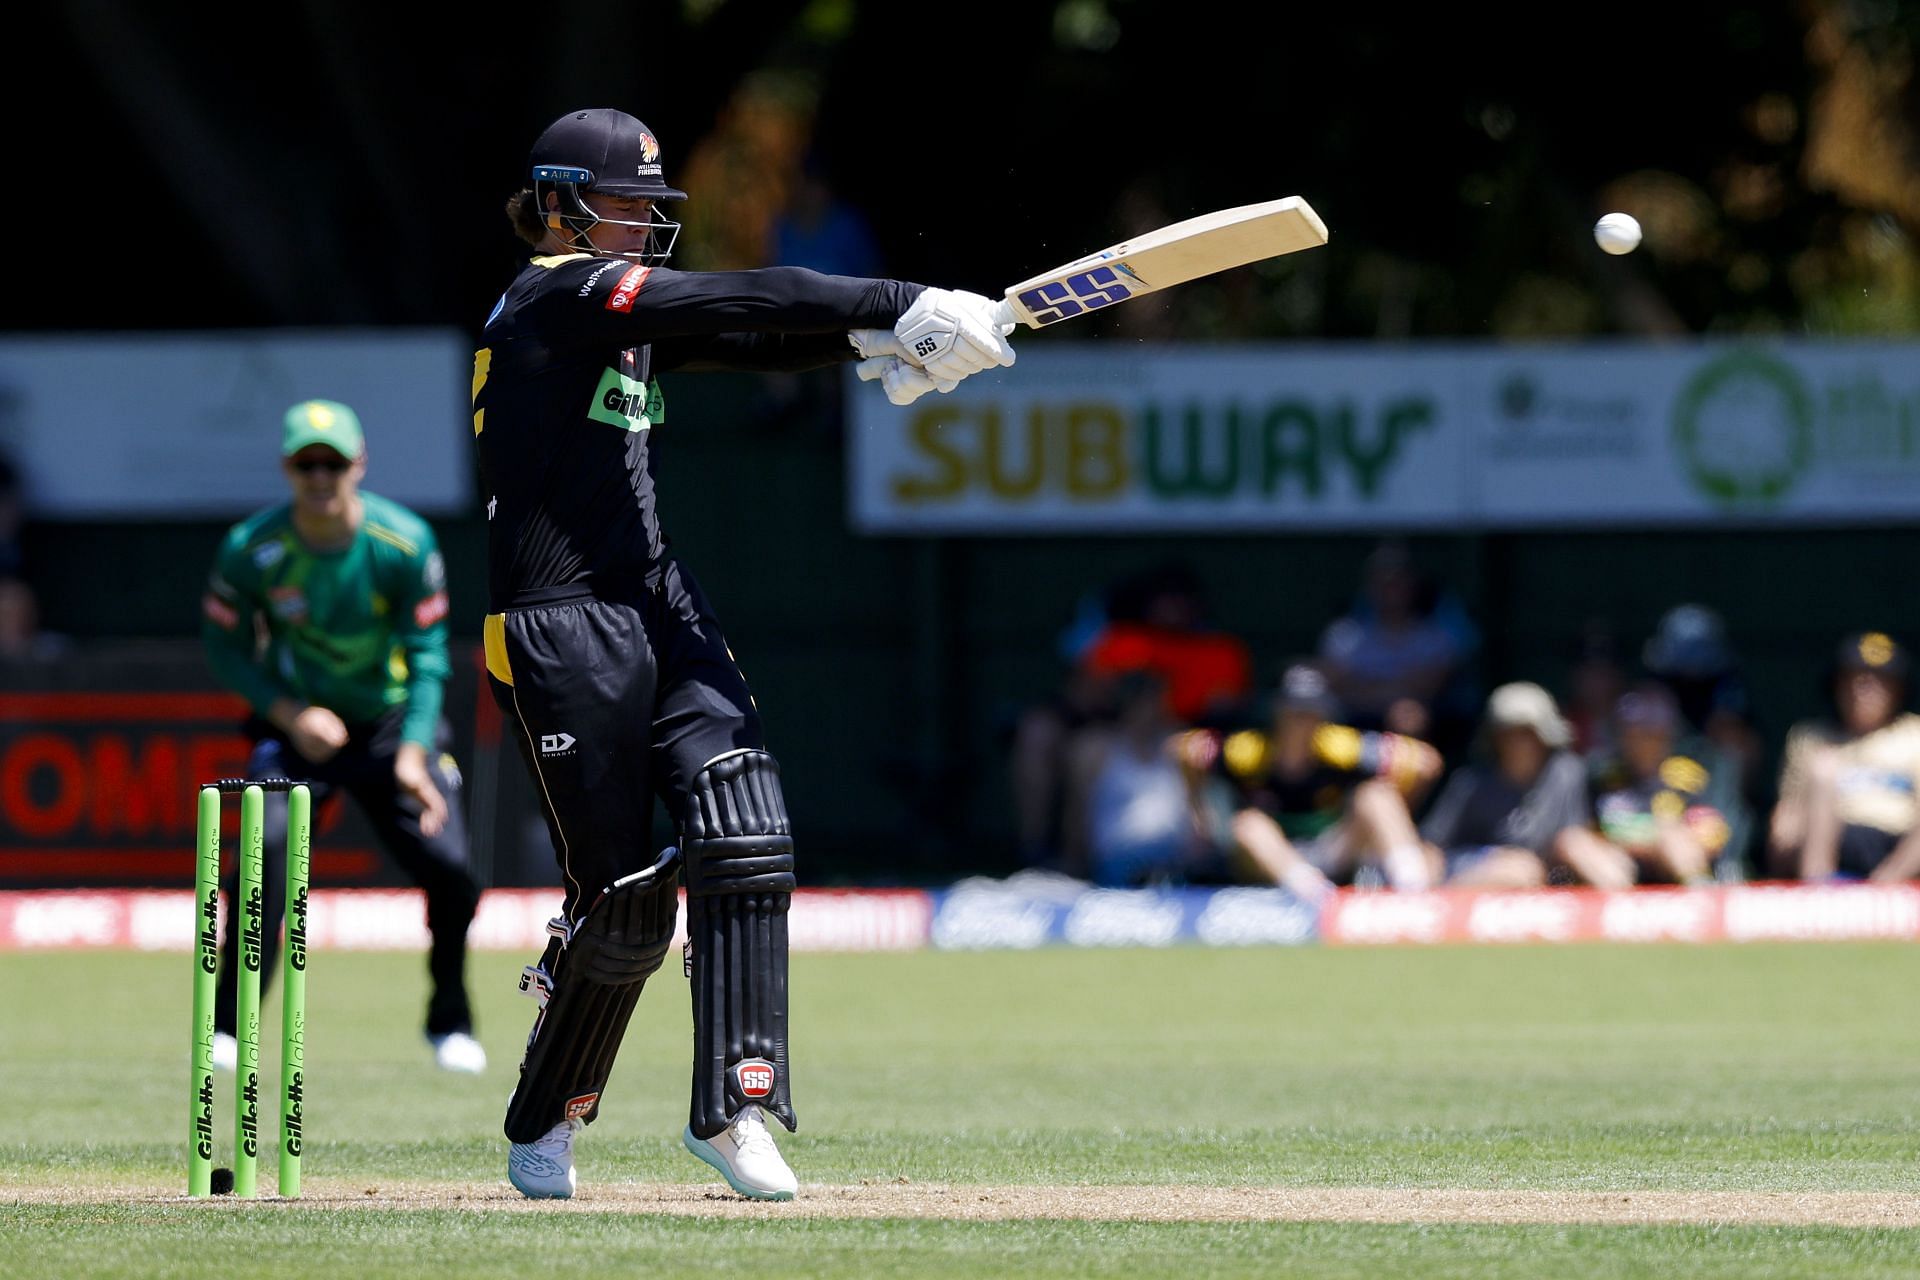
top-left (1594, 212), bottom-right (1642, 255)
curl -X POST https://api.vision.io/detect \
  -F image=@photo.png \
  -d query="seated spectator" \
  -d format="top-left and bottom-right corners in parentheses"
top-left (1177, 664), bottom-right (1443, 901)
top-left (1010, 659), bottom-right (1118, 875)
top-left (1553, 685), bottom-right (1730, 887)
top-left (1769, 633), bottom-right (1920, 881)
top-left (1085, 672), bottom-right (1213, 887)
top-left (1318, 542), bottom-right (1474, 746)
top-left (1565, 621), bottom-right (1627, 757)
top-left (1081, 563), bottom-right (1252, 725)
top-left (1419, 683), bottom-right (1587, 887)
top-left (1010, 564), bottom-right (1251, 873)
top-left (1643, 603), bottom-right (1764, 810)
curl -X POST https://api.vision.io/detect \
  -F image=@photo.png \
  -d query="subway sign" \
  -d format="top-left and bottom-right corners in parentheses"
top-left (848, 343), bottom-right (1920, 532)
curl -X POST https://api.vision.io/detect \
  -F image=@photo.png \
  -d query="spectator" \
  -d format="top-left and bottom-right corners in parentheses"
top-left (1418, 683), bottom-right (1587, 887)
top-left (1553, 685), bottom-right (1730, 887)
top-left (1642, 603), bottom-right (1763, 802)
top-left (1085, 671), bottom-right (1213, 887)
top-left (1081, 563), bottom-right (1252, 724)
top-left (1565, 621), bottom-right (1627, 756)
top-left (1178, 664), bottom-right (1443, 901)
top-left (1318, 542), bottom-right (1474, 744)
top-left (1769, 633), bottom-right (1920, 881)
top-left (1010, 564), bottom-right (1251, 872)
top-left (1009, 657), bottom-right (1120, 874)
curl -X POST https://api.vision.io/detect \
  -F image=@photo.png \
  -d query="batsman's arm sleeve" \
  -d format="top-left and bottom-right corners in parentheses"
top-left (200, 528), bottom-right (296, 717)
top-left (651, 330), bottom-right (861, 373)
top-left (529, 260), bottom-right (925, 347)
top-left (394, 529), bottom-right (451, 751)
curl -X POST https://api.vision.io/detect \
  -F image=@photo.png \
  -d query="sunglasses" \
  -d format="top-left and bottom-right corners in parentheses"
top-left (289, 456), bottom-right (352, 475)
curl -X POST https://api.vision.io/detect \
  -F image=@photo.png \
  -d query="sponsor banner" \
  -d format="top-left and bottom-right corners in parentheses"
top-left (0, 690), bottom-right (380, 887)
top-left (0, 331), bottom-right (472, 515)
top-left (8, 884), bottom-right (1917, 952)
top-left (929, 882), bottom-right (1319, 951)
top-left (0, 888), bottom-right (938, 952)
top-left (852, 347), bottom-right (1465, 533)
top-left (787, 889), bottom-right (934, 952)
top-left (848, 341), bottom-right (1920, 532)
top-left (1471, 344), bottom-right (1920, 525)
top-left (1721, 885), bottom-right (1920, 942)
top-left (1320, 885), bottom-right (1920, 945)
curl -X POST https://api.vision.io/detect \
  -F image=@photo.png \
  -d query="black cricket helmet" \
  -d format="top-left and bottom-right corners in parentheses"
top-left (529, 108), bottom-right (686, 264)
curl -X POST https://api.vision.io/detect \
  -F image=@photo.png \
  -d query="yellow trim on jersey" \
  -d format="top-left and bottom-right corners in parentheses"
top-left (529, 253), bottom-right (595, 269)
top-left (365, 522), bottom-right (418, 557)
top-left (483, 613), bottom-right (513, 686)
top-left (472, 347), bottom-right (492, 437)
top-left (1658, 756), bottom-right (1708, 794)
top-left (1312, 723), bottom-right (1364, 771)
top-left (1222, 730), bottom-right (1269, 779)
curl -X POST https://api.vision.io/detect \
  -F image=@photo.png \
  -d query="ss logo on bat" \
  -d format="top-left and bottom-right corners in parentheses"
top-left (1017, 265), bottom-right (1134, 326)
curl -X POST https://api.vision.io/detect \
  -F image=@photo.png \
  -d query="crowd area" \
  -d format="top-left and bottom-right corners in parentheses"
top-left (1011, 546), bottom-right (1920, 900)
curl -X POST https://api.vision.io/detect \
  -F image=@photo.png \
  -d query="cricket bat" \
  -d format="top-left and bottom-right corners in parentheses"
top-left (993, 196), bottom-right (1328, 328)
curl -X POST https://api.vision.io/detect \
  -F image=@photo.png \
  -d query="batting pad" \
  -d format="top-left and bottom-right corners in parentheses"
top-left (504, 848), bottom-right (679, 1143)
top-left (683, 750), bottom-right (797, 1139)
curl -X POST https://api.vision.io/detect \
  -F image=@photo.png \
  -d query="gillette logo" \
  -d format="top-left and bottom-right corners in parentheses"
top-left (284, 1072), bottom-right (304, 1157)
top-left (194, 1075), bottom-right (215, 1159)
top-left (241, 885), bottom-right (264, 972)
top-left (199, 889), bottom-right (220, 974)
top-left (287, 886), bottom-right (308, 971)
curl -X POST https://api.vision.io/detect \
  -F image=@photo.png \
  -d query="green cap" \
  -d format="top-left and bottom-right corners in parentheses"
top-left (281, 399), bottom-right (365, 459)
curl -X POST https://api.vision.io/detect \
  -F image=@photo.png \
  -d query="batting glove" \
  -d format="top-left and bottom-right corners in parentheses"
top-left (891, 288), bottom-right (1016, 383)
top-left (854, 355), bottom-right (959, 406)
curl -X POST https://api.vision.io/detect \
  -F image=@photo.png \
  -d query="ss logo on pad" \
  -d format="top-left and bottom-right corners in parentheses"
top-left (733, 1060), bottom-right (776, 1098)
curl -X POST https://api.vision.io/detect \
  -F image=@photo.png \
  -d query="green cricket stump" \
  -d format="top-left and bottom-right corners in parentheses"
top-left (280, 785), bottom-right (311, 1197)
top-left (188, 786), bottom-right (221, 1197)
top-left (235, 785), bottom-right (264, 1198)
top-left (188, 779), bottom-right (311, 1199)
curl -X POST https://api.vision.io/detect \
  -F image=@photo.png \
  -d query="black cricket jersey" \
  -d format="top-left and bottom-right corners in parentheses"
top-left (471, 253), bottom-right (923, 610)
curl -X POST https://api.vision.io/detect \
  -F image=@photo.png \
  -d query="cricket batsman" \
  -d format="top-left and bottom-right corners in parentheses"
top-left (202, 399), bottom-right (486, 1074)
top-left (476, 107), bottom-right (1014, 1200)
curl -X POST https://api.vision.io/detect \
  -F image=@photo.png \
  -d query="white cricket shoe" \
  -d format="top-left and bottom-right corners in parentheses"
top-left (212, 1032), bottom-right (237, 1073)
top-left (683, 1104), bottom-right (798, 1201)
top-left (429, 1031), bottom-right (488, 1074)
top-left (508, 1117), bottom-right (579, 1199)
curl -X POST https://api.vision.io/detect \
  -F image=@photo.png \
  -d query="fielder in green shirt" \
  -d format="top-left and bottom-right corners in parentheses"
top-left (201, 399), bottom-right (485, 1073)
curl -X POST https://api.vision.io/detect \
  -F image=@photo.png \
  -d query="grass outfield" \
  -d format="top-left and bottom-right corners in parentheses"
top-left (2, 943), bottom-right (1918, 1277)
